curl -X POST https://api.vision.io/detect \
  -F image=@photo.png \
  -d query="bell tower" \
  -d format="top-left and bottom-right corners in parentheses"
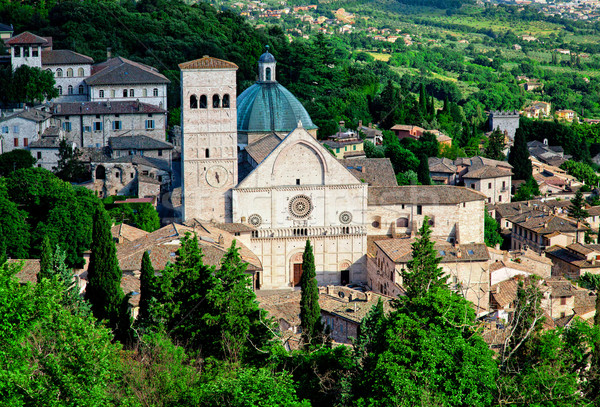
top-left (179, 56), bottom-right (238, 222)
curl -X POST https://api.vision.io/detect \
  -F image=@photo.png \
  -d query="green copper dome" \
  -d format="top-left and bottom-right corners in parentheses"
top-left (237, 82), bottom-right (317, 134)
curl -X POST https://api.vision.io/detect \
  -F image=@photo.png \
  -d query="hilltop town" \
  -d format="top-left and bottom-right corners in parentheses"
top-left (4, 0), bottom-right (600, 404)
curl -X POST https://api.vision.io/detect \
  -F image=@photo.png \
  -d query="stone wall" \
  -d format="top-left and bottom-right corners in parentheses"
top-left (89, 83), bottom-right (168, 110)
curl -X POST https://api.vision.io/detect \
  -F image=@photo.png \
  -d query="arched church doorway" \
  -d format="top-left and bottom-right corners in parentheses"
top-left (95, 165), bottom-right (106, 180)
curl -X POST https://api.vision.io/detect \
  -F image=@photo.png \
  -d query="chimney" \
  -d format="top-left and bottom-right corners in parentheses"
top-left (495, 243), bottom-right (500, 250)
top-left (107, 47), bottom-right (112, 60)
top-left (358, 120), bottom-right (362, 128)
top-left (365, 292), bottom-right (372, 301)
top-left (369, 123), bottom-right (373, 128)
top-left (457, 248), bottom-right (462, 258)
top-left (361, 166), bottom-right (366, 173)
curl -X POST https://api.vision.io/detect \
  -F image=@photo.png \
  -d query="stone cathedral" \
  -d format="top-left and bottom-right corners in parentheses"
top-left (180, 49), bottom-right (368, 289)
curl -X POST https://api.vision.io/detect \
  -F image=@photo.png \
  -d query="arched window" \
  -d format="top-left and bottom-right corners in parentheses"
top-left (143, 88), bottom-right (147, 97)
top-left (130, 89), bottom-right (134, 97)
top-left (199, 95), bottom-right (207, 109)
top-left (99, 90), bottom-right (104, 98)
top-left (78, 67), bottom-right (84, 77)
top-left (190, 94), bottom-right (198, 109)
top-left (78, 85), bottom-right (84, 94)
top-left (153, 88), bottom-right (158, 97)
top-left (67, 85), bottom-right (73, 95)
top-left (57, 85), bottom-right (62, 95)
top-left (123, 89), bottom-right (128, 97)
top-left (266, 67), bottom-right (271, 81)
top-left (205, 148), bottom-right (210, 158)
top-left (212, 94), bottom-right (220, 108)
top-left (56, 68), bottom-right (63, 77)
top-left (66, 68), bottom-right (73, 77)
top-left (95, 165), bottom-right (106, 180)
top-left (222, 94), bottom-right (230, 108)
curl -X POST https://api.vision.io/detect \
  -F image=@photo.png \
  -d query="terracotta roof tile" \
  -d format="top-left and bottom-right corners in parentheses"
top-left (338, 158), bottom-right (398, 187)
top-left (42, 49), bottom-right (93, 65)
top-left (5, 31), bottom-right (48, 45)
top-left (368, 185), bottom-right (486, 206)
top-left (87, 57), bottom-right (169, 85)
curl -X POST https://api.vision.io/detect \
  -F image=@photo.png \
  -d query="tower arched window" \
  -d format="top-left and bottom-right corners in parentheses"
top-left (56, 68), bottom-right (63, 78)
top-left (212, 94), bottom-right (220, 108)
top-left (266, 67), bottom-right (271, 81)
top-left (205, 148), bottom-right (210, 158)
top-left (66, 68), bottom-right (73, 77)
top-left (123, 89), bottom-right (128, 97)
top-left (78, 85), bottom-right (84, 94)
top-left (153, 88), bottom-right (158, 97)
top-left (57, 85), bottom-right (62, 95)
top-left (78, 67), bottom-right (84, 77)
top-left (222, 94), bottom-right (230, 108)
top-left (67, 85), bottom-right (73, 95)
top-left (99, 90), bottom-right (105, 98)
top-left (199, 95), bottom-right (207, 109)
top-left (190, 94), bottom-right (198, 109)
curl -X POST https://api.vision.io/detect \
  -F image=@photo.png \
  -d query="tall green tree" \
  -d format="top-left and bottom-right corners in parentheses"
top-left (416, 154), bottom-right (431, 185)
top-left (508, 129), bottom-right (532, 180)
top-left (485, 128), bottom-right (506, 161)
top-left (85, 208), bottom-right (125, 334)
top-left (9, 65), bottom-right (58, 104)
top-left (569, 189), bottom-right (589, 222)
top-left (206, 242), bottom-right (275, 363)
top-left (0, 149), bottom-right (36, 177)
top-left (299, 239), bottom-right (324, 347)
top-left (401, 217), bottom-right (447, 299)
top-left (136, 251), bottom-right (154, 328)
top-left (485, 212), bottom-right (503, 248)
top-left (53, 140), bottom-right (89, 183)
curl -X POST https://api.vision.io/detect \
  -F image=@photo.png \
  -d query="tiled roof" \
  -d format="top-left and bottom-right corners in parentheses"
top-left (8, 259), bottom-right (41, 284)
top-left (358, 125), bottom-right (383, 139)
top-left (428, 157), bottom-right (457, 173)
top-left (87, 57), bottom-right (170, 86)
top-left (117, 222), bottom-right (262, 273)
top-left (545, 244), bottom-right (600, 269)
top-left (491, 279), bottom-right (519, 309)
top-left (339, 158), bottom-right (398, 187)
top-left (178, 56), bottom-right (239, 70)
top-left (109, 135), bottom-right (173, 151)
top-left (29, 136), bottom-right (61, 148)
top-left (108, 155), bottom-right (171, 172)
top-left (0, 23), bottom-right (13, 32)
top-left (322, 139), bottom-right (363, 149)
top-left (51, 101), bottom-right (166, 116)
top-left (375, 238), bottom-right (489, 264)
top-left (391, 124), bottom-right (423, 132)
top-left (545, 277), bottom-right (583, 298)
top-left (111, 223), bottom-right (149, 243)
top-left (508, 212), bottom-right (587, 235)
top-left (42, 126), bottom-right (61, 137)
top-left (0, 108), bottom-right (52, 123)
top-left (42, 50), bottom-right (93, 65)
top-left (489, 200), bottom-right (569, 219)
top-left (463, 165), bottom-right (512, 179)
top-left (245, 133), bottom-right (283, 164)
top-left (368, 185), bottom-right (486, 206)
top-left (5, 31), bottom-right (48, 45)
top-left (138, 174), bottom-right (161, 185)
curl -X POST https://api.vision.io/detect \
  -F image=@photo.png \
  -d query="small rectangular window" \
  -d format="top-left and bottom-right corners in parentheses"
top-left (488, 182), bottom-right (492, 189)
top-left (93, 122), bottom-right (102, 131)
top-left (13, 138), bottom-right (18, 147)
top-left (84, 126), bottom-right (91, 132)
top-left (110, 89), bottom-right (116, 98)
top-left (24, 46), bottom-right (29, 57)
top-left (14, 46), bottom-right (20, 57)
top-left (112, 121), bottom-right (122, 130)
top-left (63, 122), bottom-right (72, 132)
top-left (13, 125), bottom-right (19, 134)
top-left (560, 297), bottom-right (567, 305)
top-left (130, 89), bottom-right (134, 97)
top-left (23, 138), bottom-right (28, 147)
top-left (143, 89), bottom-right (148, 97)
top-left (1, 126), bottom-right (7, 134)
top-left (158, 149), bottom-right (162, 157)
top-left (145, 120), bottom-right (154, 130)
top-left (296, 179), bottom-right (300, 185)
top-left (32, 47), bottom-right (38, 57)
top-left (37, 152), bottom-right (42, 159)
top-left (417, 205), bottom-right (422, 215)
top-left (123, 89), bottom-right (128, 97)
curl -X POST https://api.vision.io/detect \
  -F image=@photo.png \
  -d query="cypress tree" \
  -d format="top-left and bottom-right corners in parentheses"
top-left (485, 128), bottom-right (506, 161)
top-left (85, 208), bottom-right (125, 332)
top-left (299, 239), bottom-right (324, 347)
top-left (401, 216), bottom-right (447, 299)
top-left (568, 189), bottom-right (589, 222)
top-left (508, 129), bottom-right (532, 180)
top-left (443, 96), bottom-right (449, 113)
top-left (136, 250), bottom-right (154, 327)
top-left (417, 154), bottom-right (431, 185)
top-left (38, 234), bottom-right (53, 282)
top-left (419, 83), bottom-right (427, 114)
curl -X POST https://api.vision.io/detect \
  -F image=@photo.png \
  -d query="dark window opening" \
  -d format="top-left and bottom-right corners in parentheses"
top-left (200, 95), bottom-right (207, 109)
top-left (212, 94), bottom-right (220, 108)
top-left (190, 94), bottom-right (198, 109)
top-left (223, 94), bottom-right (230, 108)
top-left (296, 179), bottom-right (300, 185)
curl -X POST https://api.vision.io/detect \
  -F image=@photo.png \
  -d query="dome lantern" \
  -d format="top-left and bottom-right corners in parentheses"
top-left (258, 45), bottom-right (276, 83)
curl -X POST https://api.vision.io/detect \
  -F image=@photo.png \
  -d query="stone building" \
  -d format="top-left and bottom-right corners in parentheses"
top-left (43, 49), bottom-right (94, 102)
top-left (545, 243), bottom-right (600, 279)
top-left (0, 108), bottom-right (52, 153)
top-left (50, 101), bottom-right (167, 148)
top-left (369, 237), bottom-right (490, 313)
top-left (87, 57), bottom-right (169, 109)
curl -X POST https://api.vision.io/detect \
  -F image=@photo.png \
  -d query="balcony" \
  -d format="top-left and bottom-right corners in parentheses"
top-left (251, 225), bottom-right (367, 239)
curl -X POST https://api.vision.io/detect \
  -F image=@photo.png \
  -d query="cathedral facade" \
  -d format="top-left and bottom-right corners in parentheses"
top-left (180, 50), bottom-right (367, 289)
